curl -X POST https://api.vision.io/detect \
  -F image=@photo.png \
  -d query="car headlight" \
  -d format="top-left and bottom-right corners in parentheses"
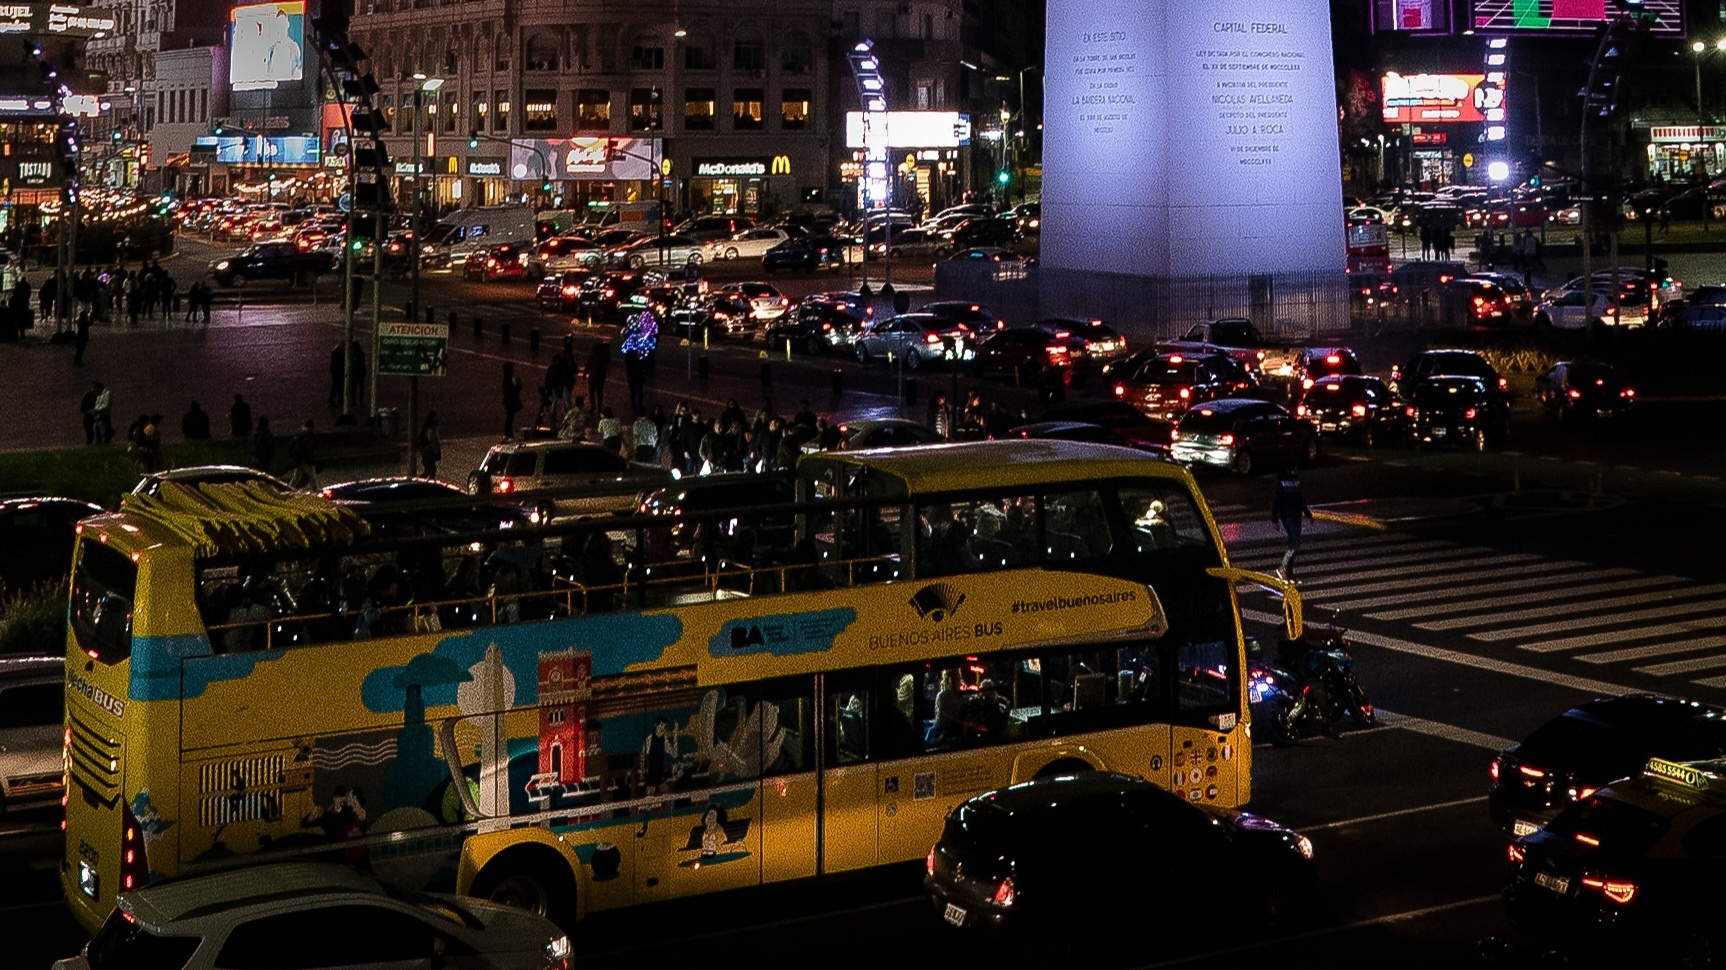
top-left (1295, 834), bottom-right (1314, 860)
top-left (215, 260), bottom-right (231, 271)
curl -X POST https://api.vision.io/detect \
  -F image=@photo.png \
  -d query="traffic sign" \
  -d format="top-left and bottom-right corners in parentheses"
top-left (376, 321), bottom-right (449, 377)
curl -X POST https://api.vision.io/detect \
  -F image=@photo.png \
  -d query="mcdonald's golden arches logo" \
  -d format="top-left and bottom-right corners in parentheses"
top-left (771, 155), bottom-right (792, 176)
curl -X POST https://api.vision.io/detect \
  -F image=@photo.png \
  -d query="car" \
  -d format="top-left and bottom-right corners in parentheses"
top-left (1033, 317), bottom-right (1128, 367)
top-left (1296, 375), bottom-right (1401, 447)
top-left (1463, 271), bottom-right (1536, 316)
top-left (51, 860), bottom-right (572, 970)
top-left (1387, 259), bottom-right (1470, 302)
top-left (574, 271), bottom-right (660, 321)
top-left (1402, 375), bottom-right (1509, 450)
top-left (1533, 289), bottom-right (1647, 330)
top-left (1289, 347), bottom-right (1363, 398)
top-left (1533, 360), bottom-right (1636, 425)
top-left (1656, 301), bottom-right (1726, 330)
top-left (666, 293), bottom-right (755, 340)
top-left (1111, 350), bottom-right (1258, 422)
top-left (319, 477), bottom-right (539, 537)
top-left (586, 227), bottom-right (648, 254)
top-left (526, 235), bottom-right (603, 275)
top-left (862, 225), bottom-right (943, 261)
top-left (918, 301), bottom-right (1005, 334)
top-left (822, 417), bottom-right (944, 451)
top-left (765, 292), bottom-right (872, 353)
top-left (701, 227), bottom-right (789, 262)
top-left (970, 327), bottom-right (1075, 384)
top-left (1039, 398), bottom-right (1172, 451)
top-left (133, 465), bottom-right (295, 497)
top-left (1168, 398), bottom-right (1319, 475)
top-left (208, 241), bottom-right (337, 287)
top-left (1346, 205), bottom-right (1390, 224)
top-left (852, 313), bottom-right (977, 370)
top-left (717, 281), bottom-right (791, 322)
top-left (1489, 695), bottom-right (1726, 841)
top-left (943, 216), bottom-right (1020, 249)
top-left (606, 233), bottom-right (703, 269)
top-left (1007, 201), bottom-right (1041, 234)
top-left (634, 472), bottom-right (797, 566)
top-left (925, 772), bottom-right (1314, 950)
top-left (0, 654), bottom-right (65, 816)
top-left (1445, 278), bottom-right (1515, 327)
top-left (1387, 348), bottom-right (1508, 400)
top-left (534, 271), bottom-right (594, 312)
top-left (933, 202), bottom-right (997, 221)
top-left (946, 245), bottom-right (1024, 262)
top-left (761, 235), bottom-right (848, 273)
top-left (0, 496), bottom-right (104, 595)
top-left (468, 440), bottom-right (673, 519)
top-left (1503, 755), bottom-right (1726, 957)
top-left (675, 214), bottom-right (755, 242)
top-left (1005, 420), bottom-right (1133, 447)
top-left (1546, 267), bottom-right (1680, 305)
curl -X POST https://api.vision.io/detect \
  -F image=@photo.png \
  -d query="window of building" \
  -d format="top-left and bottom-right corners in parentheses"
top-left (781, 88), bottom-right (810, 130)
top-left (493, 89), bottom-right (509, 132)
top-left (380, 94), bottom-right (396, 132)
top-left (523, 89), bottom-right (557, 130)
top-left (445, 48), bottom-right (458, 75)
top-left (631, 44), bottom-right (663, 70)
top-left (684, 87), bottom-right (715, 130)
top-left (471, 89), bottom-right (488, 132)
top-left (781, 31), bottom-right (812, 74)
top-left (916, 81), bottom-right (932, 110)
top-left (629, 87), bottom-right (662, 131)
top-left (923, 13), bottom-right (934, 39)
top-left (684, 38), bottom-right (716, 71)
top-left (526, 33), bottom-right (557, 71)
top-left (733, 32), bottom-right (765, 73)
top-left (576, 89), bottom-right (610, 130)
top-left (732, 88), bottom-right (763, 130)
top-left (441, 90), bottom-right (457, 132)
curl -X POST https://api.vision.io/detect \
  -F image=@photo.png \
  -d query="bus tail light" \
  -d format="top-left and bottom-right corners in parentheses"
top-left (120, 802), bottom-right (150, 893)
top-left (992, 876), bottom-right (1017, 907)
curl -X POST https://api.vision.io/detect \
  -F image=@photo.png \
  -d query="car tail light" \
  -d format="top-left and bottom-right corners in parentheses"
top-left (926, 847), bottom-right (936, 876)
top-left (1325, 354), bottom-right (1341, 364)
top-left (1439, 274), bottom-right (1454, 283)
top-left (1351, 404), bottom-right (1367, 417)
top-left (1114, 384), bottom-right (1125, 398)
top-left (1519, 764), bottom-right (1545, 779)
top-left (1569, 389), bottom-right (1582, 399)
top-left (1581, 876), bottom-right (1637, 905)
top-left (1168, 354), bottom-right (1183, 364)
top-left (1576, 787), bottom-right (1596, 800)
top-left (925, 333), bottom-right (942, 344)
top-left (494, 478), bottom-right (515, 494)
top-left (1464, 407), bottom-right (1477, 420)
top-left (1490, 758), bottom-right (1501, 782)
top-left (1622, 388), bottom-right (1635, 398)
top-left (1178, 387), bottom-right (1191, 400)
top-left (1295, 404), bottom-right (1307, 417)
top-left (1169, 428), bottom-right (1181, 442)
top-left (1507, 843), bottom-right (1524, 863)
top-left (563, 285), bottom-right (578, 296)
top-left (1405, 406), bottom-right (1416, 418)
top-left (1218, 433), bottom-right (1234, 446)
top-left (1046, 346), bottom-right (1068, 362)
top-left (1302, 377), bottom-right (1315, 390)
top-left (992, 876), bottom-right (1017, 907)
top-left (821, 322), bottom-right (832, 331)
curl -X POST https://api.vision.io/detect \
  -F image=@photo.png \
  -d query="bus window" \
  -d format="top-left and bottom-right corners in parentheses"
top-left (1119, 484), bottom-right (1208, 551)
top-left (1042, 490), bottom-right (1113, 561)
top-left (830, 689), bottom-right (870, 765)
top-left (70, 542), bottom-right (136, 664)
top-left (916, 497), bottom-right (1038, 575)
top-left (1175, 638), bottom-right (1236, 724)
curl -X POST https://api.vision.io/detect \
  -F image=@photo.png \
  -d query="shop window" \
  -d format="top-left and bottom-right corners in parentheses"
top-left (629, 87), bottom-right (663, 132)
top-left (630, 44), bottom-right (663, 71)
top-left (493, 90), bottom-right (509, 132)
top-left (576, 90), bottom-right (610, 130)
top-left (732, 88), bottom-right (763, 130)
top-left (781, 89), bottom-right (810, 130)
top-left (523, 89), bottom-right (557, 131)
top-left (781, 31), bottom-right (812, 74)
top-left (684, 87), bottom-right (715, 131)
top-left (733, 33), bottom-right (765, 73)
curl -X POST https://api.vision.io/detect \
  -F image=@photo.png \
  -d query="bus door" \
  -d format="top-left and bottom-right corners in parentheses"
top-left (1169, 634), bottom-right (1248, 806)
top-left (819, 673), bottom-right (879, 873)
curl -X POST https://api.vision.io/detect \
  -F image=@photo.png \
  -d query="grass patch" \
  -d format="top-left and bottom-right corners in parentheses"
top-left (0, 582), bottom-right (66, 655)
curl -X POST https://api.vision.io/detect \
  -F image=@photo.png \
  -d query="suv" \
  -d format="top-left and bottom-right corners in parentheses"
top-left (1168, 398), bottom-right (1319, 475)
top-left (1111, 350), bottom-right (1256, 421)
top-left (1388, 260), bottom-right (1470, 303)
top-left (1403, 376), bottom-right (1509, 451)
top-left (1388, 348), bottom-right (1508, 400)
top-left (0, 655), bottom-right (64, 816)
top-left (468, 440), bottom-right (673, 519)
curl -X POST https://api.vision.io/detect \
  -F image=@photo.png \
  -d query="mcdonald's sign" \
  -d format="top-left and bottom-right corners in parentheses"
top-left (771, 155), bottom-right (792, 175)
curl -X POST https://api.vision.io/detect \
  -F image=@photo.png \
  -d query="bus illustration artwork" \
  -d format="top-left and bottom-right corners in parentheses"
top-left (61, 442), bottom-right (1297, 932)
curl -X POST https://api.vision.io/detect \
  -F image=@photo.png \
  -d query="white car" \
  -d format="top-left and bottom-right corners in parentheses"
top-left (54, 862), bottom-right (572, 970)
top-left (719, 281), bottom-right (792, 322)
top-left (606, 233), bottom-right (704, 269)
top-left (528, 235), bottom-right (603, 275)
top-left (1533, 290), bottom-right (1647, 330)
top-left (702, 227), bottom-right (789, 262)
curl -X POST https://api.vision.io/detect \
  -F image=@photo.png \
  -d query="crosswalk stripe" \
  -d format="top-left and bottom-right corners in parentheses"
top-left (1636, 653), bottom-right (1726, 677)
top-left (1232, 542), bottom-right (1479, 574)
top-left (1581, 636), bottom-right (1726, 665)
top-left (1362, 573), bottom-right (1668, 618)
top-left (1290, 553), bottom-right (1548, 589)
top-left (1519, 615), bottom-right (1726, 653)
top-left (1690, 673), bottom-right (1726, 688)
top-left (1226, 531), bottom-right (1408, 553)
top-left (1415, 584), bottom-right (1726, 632)
top-left (1308, 563), bottom-right (1612, 605)
top-left (1477, 602), bottom-right (1726, 644)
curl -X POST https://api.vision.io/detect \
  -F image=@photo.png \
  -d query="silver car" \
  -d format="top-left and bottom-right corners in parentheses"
top-left (606, 233), bottom-right (704, 270)
top-left (852, 312), bottom-right (977, 370)
top-left (468, 441), bottom-right (673, 519)
top-left (54, 861), bottom-right (571, 970)
top-left (0, 655), bottom-right (63, 817)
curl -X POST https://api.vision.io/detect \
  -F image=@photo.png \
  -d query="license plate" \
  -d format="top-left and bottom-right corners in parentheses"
top-left (1432, 427), bottom-right (1447, 437)
top-left (1534, 871), bottom-right (1570, 895)
top-left (1320, 422), bottom-right (1339, 431)
top-left (943, 902), bottom-right (967, 927)
top-left (1512, 819), bottom-right (1539, 837)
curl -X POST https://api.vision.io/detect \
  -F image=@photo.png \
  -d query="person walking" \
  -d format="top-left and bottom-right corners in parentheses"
top-left (1271, 467), bottom-right (1314, 579)
top-left (230, 393), bottom-right (254, 438)
top-left (90, 382), bottom-right (113, 444)
top-left (586, 340), bottom-right (610, 415)
top-left (181, 400), bottom-right (212, 440)
top-left (623, 347), bottom-right (646, 414)
top-left (79, 382), bottom-right (99, 444)
top-left (416, 410), bottom-right (442, 479)
top-left (287, 419), bottom-right (320, 489)
top-left (72, 310), bottom-right (90, 364)
top-left (631, 410), bottom-right (658, 463)
top-left (250, 416), bottom-right (275, 471)
top-left (501, 361), bottom-right (524, 440)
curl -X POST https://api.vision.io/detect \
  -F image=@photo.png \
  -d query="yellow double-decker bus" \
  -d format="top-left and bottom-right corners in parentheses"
top-left (61, 440), bottom-right (1294, 932)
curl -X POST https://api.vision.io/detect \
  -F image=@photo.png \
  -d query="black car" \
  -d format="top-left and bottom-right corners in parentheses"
top-left (1297, 375), bottom-right (1401, 447)
top-left (575, 271), bottom-right (658, 320)
top-left (944, 216), bottom-right (1020, 249)
top-left (1505, 756), bottom-right (1726, 957)
top-left (634, 472), bottom-right (797, 568)
top-left (971, 328), bottom-right (1075, 384)
top-left (1168, 398), bottom-right (1320, 475)
top-left (1388, 348), bottom-right (1509, 399)
top-left (918, 301), bottom-right (1005, 334)
top-left (761, 235), bottom-right (847, 273)
top-left (320, 478), bottom-right (539, 538)
top-left (534, 271), bottom-right (594, 312)
top-left (666, 293), bottom-right (754, 340)
top-left (1033, 317), bottom-right (1128, 367)
top-left (1006, 421), bottom-right (1137, 448)
top-left (1534, 360), bottom-right (1636, 425)
top-left (1488, 695), bottom-right (1726, 840)
top-left (766, 292), bottom-right (872, 354)
top-left (925, 772), bottom-right (1314, 950)
top-left (1403, 375), bottom-right (1508, 450)
top-left (1039, 398), bottom-right (1172, 451)
top-left (1290, 346), bottom-right (1363, 399)
top-left (1111, 350), bottom-right (1258, 422)
top-left (209, 241), bottom-right (337, 287)
top-left (0, 497), bottom-right (104, 596)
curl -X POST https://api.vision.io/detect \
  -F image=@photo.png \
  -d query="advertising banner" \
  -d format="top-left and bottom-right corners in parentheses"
top-left (509, 137), bottom-right (661, 181)
top-left (843, 111), bottom-right (972, 148)
top-left (1380, 73), bottom-right (1495, 124)
top-left (1469, 0), bottom-right (1682, 37)
top-left (0, 4), bottom-right (117, 37)
top-left (195, 134), bottom-right (321, 164)
top-left (230, 1), bottom-right (306, 91)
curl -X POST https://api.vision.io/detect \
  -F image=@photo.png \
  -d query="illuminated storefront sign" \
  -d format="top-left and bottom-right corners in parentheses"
top-left (692, 158), bottom-right (771, 177)
top-left (466, 158), bottom-right (503, 176)
top-left (844, 110), bottom-right (972, 148)
top-left (1381, 73), bottom-right (1499, 124)
top-left (193, 134), bottom-right (321, 164)
top-left (0, 4), bottom-right (116, 36)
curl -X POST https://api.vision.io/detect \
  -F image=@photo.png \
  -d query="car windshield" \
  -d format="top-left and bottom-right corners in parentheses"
top-left (941, 805), bottom-right (1017, 875)
top-left (1543, 796), bottom-right (1669, 860)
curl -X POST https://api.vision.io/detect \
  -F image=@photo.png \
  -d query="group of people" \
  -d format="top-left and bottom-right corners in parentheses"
top-left (552, 391), bottom-right (844, 477)
top-left (1416, 222), bottom-right (1459, 261)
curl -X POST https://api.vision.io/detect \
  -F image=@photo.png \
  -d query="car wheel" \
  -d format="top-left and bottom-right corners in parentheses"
top-left (806, 336), bottom-right (823, 356)
top-left (686, 252), bottom-right (703, 265)
top-left (855, 343), bottom-right (871, 364)
top-left (724, 247), bottom-right (739, 259)
top-left (905, 349), bottom-right (922, 371)
top-left (628, 255), bottom-right (645, 269)
top-left (229, 272), bottom-right (247, 287)
top-left (1359, 425), bottom-right (1375, 448)
top-left (1299, 435), bottom-right (1320, 467)
top-left (1229, 448), bottom-right (1254, 475)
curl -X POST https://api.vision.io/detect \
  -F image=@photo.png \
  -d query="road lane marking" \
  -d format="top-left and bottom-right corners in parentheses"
top-left (1141, 895), bottom-right (1501, 968)
top-left (1309, 563), bottom-right (1612, 604)
top-left (1517, 615), bottom-right (1726, 652)
top-left (1374, 711), bottom-right (1513, 751)
top-left (1417, 584), bottom-right (1726, 631)
top-left (1478, 601), bottom-right (1726, 643)
top-left (1581, 636), bottom-right (1726, 665)
top-left (1243, 609), bottom-right (1637, 696)
top-left (1235, 544), bottom-right (1491, 577)
top-left (1638, 653), bottom-right (1726, 677)
top-left (1287, 554), bottom-right (1547, 589)
top-left (1365, 574), bottom-right (1674, 619)
top-left (1303, 794), bottom-right (1491, 832)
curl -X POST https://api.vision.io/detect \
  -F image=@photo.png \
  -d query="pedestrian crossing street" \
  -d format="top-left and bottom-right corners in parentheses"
top-left (1204, 502), bottom-right (1726, 693)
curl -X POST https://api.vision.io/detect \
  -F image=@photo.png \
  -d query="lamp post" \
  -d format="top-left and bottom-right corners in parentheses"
top-left (407, 73), bottom-right (443, 476)
top-left (1014, 66), bottom-right (1041, 202)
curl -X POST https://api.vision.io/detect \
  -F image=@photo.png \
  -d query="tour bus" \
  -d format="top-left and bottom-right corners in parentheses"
top-left (61, 441), bottom-right (1295, 933)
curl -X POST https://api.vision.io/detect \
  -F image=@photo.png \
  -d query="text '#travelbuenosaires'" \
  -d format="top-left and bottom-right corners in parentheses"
top-left (1011, 589), bottom-right (1139, 615)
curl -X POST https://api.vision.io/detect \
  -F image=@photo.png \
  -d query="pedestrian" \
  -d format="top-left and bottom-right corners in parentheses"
top-left (624, 347), bottom-right (646, 414)
top-left (72, 310), bottom-right (90, 365)
top-left (1418, 223), bottom-right (1431, 259)
top-left (79, 382), bottom-right (99, 444)
top-left (328, 342), bottom-right (346, 408)
top-left (597, 407), bottom-right (622, 454)
top-left (250, 416), bottom-right (275, 471)
top-left (501, 361), bottom-right (524, 439)
top-left (347, 340), bottom-right (366, 409)
top-left (231, 393), bottom-right (254, 438)
top-left (38, 272), bottom-right (56, 325)
top-left (128, 413), bottom-right (163, 473)
top-left (10, 275), bottom-right (31, 337)
top-left (586, 340), bottom-right (610, 415)
top-left (631, 409), bottom-right (658, 463)
top-left (416, 410), bottom-right (442, 479)
top-left (199, 282), bottom-right (213, 322)
top-left (181, 400), bottom-right (212, 440)
top-left (1659, 205), bottom-right (1671, 234)
top-left (558, 395), bottom-right (589, 441)
top-left (683, 407), bottom-right (708, 475)
top-left (183, 282), bottom-right (200, 322)
top-left (287, 419), bottom-right (320, 489)
top-left (1270, 467), bottom-right (1314, 579)
top-left (91, 381), bottom-right (112, 444)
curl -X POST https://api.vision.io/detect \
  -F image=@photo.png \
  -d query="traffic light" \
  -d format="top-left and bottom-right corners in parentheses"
top-left (213, 122), bottom-right (223, 136)
top-left (1529, 173), bottom-right (1541, 188)
top-left (996, 170), bottom-right (1010, 186)
top-left (468, 132), bottom-right (479, 149)
top-left (111, 130), bottom-right (121, 143)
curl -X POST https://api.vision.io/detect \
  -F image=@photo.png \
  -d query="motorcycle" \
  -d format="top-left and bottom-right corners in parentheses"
top-left (1248, 620), bottom-right (1376, 746)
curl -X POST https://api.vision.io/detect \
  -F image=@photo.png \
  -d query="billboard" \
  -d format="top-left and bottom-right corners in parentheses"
top-left (844, 111), bottom-right (972, 148)
top-left (1469, 0), bottom-right (1683, 37)
top-left (230, 2), bottom-right (305, 91)
top-left (0, 4), bottom-right (117, 37)
top-left (509, 137), bottom-right (661, 181)
top-left (194, 135), bottom-right (321, 164)
top-left (1381, 73), bottom-right (1500, 124)
top-left (1371, 0), bottom-right (1453, 34)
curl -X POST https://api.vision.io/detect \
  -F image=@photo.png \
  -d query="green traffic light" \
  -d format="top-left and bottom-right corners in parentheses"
top-left (467, 133), bottom-right (479, 149)
top-left (996, 170), bottom-right (1010, 185)
top-left (111, 131), bottom-right (121, 142)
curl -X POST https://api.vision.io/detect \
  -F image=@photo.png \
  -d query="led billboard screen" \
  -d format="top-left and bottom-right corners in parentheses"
top-left (1371, 0), bottom-right (1453, 34)
top-left (1469, 0), bottom-right (1683, 37)
top-left (230, 2), bottom-right (305, 90)
top-left (843, 111), bottom-right (972, 148)
top-left (510, 137), bottom-right (662, 181)
top-left (195, 135), bottom-right (320, 164)
top-left (1381, 72), bottom-right (1500, 124)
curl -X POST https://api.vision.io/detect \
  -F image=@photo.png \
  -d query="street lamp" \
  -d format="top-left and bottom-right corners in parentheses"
top-left (1692, 38), bottom-right (1726, 126)
top-left (406, 73), bottom-right (442, 476)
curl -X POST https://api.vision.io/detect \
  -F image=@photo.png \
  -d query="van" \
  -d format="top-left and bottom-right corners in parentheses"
top-left (436, 206), bottom-right (538, 267)
top-left (584, 201), bottom-right (662, 232)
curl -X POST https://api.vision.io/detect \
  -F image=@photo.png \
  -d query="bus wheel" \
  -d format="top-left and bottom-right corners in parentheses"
top-left (1034, 757), bottom-right (1094, 780)
top-left (470, 847), bottom-right (577, 929)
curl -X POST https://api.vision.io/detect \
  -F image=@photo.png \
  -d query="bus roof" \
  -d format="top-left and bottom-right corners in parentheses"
top-left (798, 439), bottom-right (1186, 495)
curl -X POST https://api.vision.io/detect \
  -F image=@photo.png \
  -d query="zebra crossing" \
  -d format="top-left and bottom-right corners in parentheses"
top-left (1203, 504), bottom-right (1726, 693)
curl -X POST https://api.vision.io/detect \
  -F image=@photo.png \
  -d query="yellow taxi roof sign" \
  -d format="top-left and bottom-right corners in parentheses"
top-left (1646, 757), bottom-right (1714, 790)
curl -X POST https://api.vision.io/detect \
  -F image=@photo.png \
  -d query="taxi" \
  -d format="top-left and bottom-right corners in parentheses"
top-left (1505, 757), bottom-right (1726, 956)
